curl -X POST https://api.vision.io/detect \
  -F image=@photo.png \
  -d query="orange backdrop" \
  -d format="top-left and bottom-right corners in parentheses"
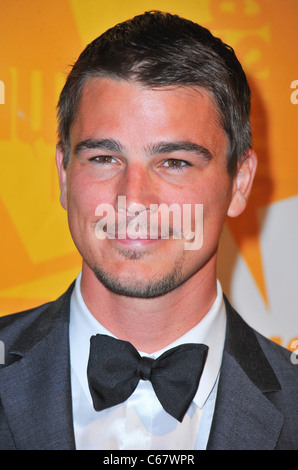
top-left (0, 0), bottom-right (297, 350)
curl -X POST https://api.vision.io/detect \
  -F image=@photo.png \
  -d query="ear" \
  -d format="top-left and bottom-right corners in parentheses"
top-left (227, 150), bottom-right (258, 218)
top-left (55, 144), bottom-right (68, 210)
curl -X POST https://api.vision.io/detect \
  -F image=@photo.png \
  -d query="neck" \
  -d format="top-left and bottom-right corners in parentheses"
top-left (80, 262), bottom-right (218, 353)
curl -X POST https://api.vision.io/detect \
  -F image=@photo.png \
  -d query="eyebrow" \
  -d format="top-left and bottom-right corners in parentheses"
top-left (146, 141), bottom-right (213, 161)
top-left (73, 138), bottom-right (213, 161)
top-left (73, 138), bottom-right (124, 156)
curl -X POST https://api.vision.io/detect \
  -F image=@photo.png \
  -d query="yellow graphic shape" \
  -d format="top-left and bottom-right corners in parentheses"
top-left (0, 0), bottom-right (82, 312)
top-left (0, 135), bottom-right (73, 263)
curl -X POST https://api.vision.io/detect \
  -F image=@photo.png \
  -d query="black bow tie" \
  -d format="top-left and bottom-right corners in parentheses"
top-left (87, 334), bottom-right (208, 422)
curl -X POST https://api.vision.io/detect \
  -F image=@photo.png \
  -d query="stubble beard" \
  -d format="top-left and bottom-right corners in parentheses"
top-left (92, 247), bottom-right (186, 299)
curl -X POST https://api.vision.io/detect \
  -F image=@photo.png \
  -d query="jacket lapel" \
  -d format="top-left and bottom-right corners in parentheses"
top-left (0, 284), bottom-right (76, 450)
top-left (0, 287), bottom-right (285, 450)
top-left (207, 299), bottom-right (284, 450)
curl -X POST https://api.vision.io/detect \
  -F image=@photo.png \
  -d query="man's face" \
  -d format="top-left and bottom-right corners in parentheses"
top-left (57, 78), bottom-right (241, 298)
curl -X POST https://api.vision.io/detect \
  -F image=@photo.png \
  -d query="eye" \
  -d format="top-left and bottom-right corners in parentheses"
top-left (163, 159), bottom-right (191, 170)
top-left (90, 155), bottom-right (118, 166)
top-left (90, 155), bottom-right (117, 165)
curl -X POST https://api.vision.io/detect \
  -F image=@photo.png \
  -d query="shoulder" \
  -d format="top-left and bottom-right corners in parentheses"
top-left (0, 282), bottom-right (75, 364)
top-left (224, 295), bottom-right (298, 385)
top-left (255, 330), bottom-right (298, 384)
top-left (0, 303), bottom-right (52, 349)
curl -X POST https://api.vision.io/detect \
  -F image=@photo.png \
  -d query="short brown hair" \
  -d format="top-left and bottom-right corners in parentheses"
top-left (57, 10), bottom-right (251, 176)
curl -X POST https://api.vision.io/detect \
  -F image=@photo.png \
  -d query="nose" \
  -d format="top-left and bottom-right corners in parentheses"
top-left (115, 163), bottom-right (159, 214)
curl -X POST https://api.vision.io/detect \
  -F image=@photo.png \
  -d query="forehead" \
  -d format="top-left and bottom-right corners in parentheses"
top-left (77, 76), bottom-right (221, 114)
top-left (71, 77), bottom-right (226, 153)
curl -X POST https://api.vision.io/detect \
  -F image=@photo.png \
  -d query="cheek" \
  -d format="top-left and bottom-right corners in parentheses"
top-left (201, 186), bottom-right (233, 246)
top-left (184, 175), bottom-right (233, 235)
top-left (67, 181), bottom-right (93, 221)
top-left (66, 171), bottom-right (114, 221)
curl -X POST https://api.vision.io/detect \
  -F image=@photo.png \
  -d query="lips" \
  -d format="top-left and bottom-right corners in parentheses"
top-left (95, 216), bottom-right (181, 241)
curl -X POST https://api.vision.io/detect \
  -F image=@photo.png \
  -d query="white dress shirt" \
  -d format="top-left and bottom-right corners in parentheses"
top-left (69, 272), bottom-right (226, 450)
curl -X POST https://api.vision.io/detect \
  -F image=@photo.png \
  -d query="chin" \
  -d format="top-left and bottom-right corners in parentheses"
top-left (92, 261), bottom-right (186, 299)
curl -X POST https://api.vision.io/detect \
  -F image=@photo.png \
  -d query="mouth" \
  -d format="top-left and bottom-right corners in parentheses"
top-left (94, 218), bottom-right (180, 242)
top-left (114, 236), bottom-right (162, 247)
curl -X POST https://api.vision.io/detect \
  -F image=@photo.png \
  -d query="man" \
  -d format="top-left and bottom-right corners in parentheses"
top-left (0, 11), bottom-right (297, 450)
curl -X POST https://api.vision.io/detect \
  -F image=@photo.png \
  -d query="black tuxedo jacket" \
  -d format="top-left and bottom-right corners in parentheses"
top-left (0, 282), bottom-right (297, 449)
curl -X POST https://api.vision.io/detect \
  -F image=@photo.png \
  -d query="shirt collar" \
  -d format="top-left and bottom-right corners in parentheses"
top-left (69, 272), bottom-right (226, 410)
